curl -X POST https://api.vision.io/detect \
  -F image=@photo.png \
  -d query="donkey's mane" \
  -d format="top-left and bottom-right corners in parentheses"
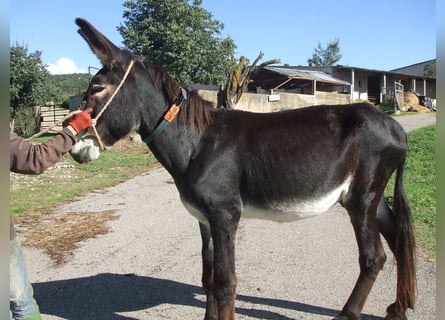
top-left (147, 64), bottom-right (213, 130)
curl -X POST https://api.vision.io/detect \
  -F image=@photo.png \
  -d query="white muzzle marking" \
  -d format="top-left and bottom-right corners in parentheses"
top-left (70, 135), bottom-right (101, 163)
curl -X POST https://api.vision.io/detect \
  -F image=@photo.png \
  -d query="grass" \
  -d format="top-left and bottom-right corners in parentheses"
top-left (376, 103), bottom-right (412, 116)
top-left (11, 124), bottom-right (437, 259)
top-left (10, 135), bottom-right (158, 216)
top-left (402, 125), bottom-right (436, 258)
top-left (383, 125), bottom-right (436, 259)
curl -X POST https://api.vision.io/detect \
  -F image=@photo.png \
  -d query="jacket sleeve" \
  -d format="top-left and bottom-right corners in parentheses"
top-left (10, 128), bottom-right (78, 174)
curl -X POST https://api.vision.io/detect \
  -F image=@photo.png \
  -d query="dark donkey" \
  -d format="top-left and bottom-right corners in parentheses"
top-left (70, 18), bottom-right (415, 320)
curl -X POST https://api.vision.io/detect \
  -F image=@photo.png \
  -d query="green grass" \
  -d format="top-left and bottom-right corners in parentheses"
top-left (376, 103), bottom-right (397, 114)
top-left (376, 104), bottom-right (411, 116)
top-left (10, 136), bottom-right (158, 216)
top-left (404, 125), bottom-right (436, 257)
top-left (385, 125), bottom-right (436, 259)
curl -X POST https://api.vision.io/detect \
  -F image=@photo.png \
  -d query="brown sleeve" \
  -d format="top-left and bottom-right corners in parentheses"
top-left (10, 128), bottom-right (78, 174)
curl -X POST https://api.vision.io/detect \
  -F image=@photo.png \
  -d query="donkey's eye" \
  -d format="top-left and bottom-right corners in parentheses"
top-left (91, 85), bottom-right (105, 94)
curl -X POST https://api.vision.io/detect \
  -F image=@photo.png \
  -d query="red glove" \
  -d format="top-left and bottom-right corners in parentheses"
top-left (68, 108), bottom-right (92, 133)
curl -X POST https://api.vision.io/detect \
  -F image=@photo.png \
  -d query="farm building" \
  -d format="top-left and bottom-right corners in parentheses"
top-left (247, 60), bottom-right (435, 105)
top-left (200, 59), bottom-right (435, 113)
top-left (196, 60), bottom-right (435, 113)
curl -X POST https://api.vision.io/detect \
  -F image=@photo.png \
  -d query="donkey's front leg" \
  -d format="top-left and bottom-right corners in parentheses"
top-left (210, 210), bottom-right (240, 320)
top-left (199, 222), bottom-right (218, 320)
top-left (201, 205), bottom-right (241, 320)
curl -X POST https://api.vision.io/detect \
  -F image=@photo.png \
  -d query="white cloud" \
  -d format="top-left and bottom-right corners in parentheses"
top-left (47, 57), bottom-right (86, 74)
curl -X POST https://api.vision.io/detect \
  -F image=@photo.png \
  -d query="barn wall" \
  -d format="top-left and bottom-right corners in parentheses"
top-left (198, 90), bottom-right (350, 113)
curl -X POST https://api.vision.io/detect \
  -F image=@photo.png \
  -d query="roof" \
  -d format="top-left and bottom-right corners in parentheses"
top-left (390, 59), bottom-right (435, 78)
top-left (264, 66), bottom-right (350, 85)
top-left (330, 63), bottom-right (435, 80)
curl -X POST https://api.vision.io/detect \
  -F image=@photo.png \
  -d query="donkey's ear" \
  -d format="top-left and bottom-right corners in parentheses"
top-left (75, 18), bottom-right (120, 68)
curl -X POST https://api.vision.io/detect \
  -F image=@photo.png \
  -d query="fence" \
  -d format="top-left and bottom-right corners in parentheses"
top-left (394, 82), bottom-right (404, 111)
top-left (36, 103), bottom-right (70, 133)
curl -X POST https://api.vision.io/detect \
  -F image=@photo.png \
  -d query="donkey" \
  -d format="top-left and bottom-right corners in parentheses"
top-left (70, 18), bottom-right (415, 320)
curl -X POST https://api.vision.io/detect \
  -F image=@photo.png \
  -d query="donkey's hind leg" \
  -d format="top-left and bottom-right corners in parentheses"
top-left (377, 195), bottom-right (397, 253)
top-left (377, 196), bottom-right (412, 320)
top-left (199, 222), bottom-right (218, 320)
top-left (336, 201), bottom-right (387, 320)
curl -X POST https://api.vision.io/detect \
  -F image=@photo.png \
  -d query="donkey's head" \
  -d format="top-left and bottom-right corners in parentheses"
top-left (70, 18), bottom-right (146, 163)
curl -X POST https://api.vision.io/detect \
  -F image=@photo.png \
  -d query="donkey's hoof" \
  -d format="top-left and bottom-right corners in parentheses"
top-left (385, 303), bottom-right (407, 320)
top-left (385, 314), bottom-right (407, 320)
top-left (332, 315), bottom-right (358, 320)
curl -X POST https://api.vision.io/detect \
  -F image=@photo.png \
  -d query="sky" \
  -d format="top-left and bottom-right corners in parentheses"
top-left (10, 0), bottom-right (436, 75)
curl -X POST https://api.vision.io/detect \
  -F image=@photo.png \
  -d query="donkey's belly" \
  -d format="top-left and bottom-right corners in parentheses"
top-left (243, 176), bottom-right (352, 222)
top-left (242, 198), bottom-right (335, 222)
top-left (182, 176), bottom-right (351, 223)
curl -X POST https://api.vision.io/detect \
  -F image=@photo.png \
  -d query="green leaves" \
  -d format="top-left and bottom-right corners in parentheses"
top-left (423, 60), bottom-right (436, 78)
top-left (119, 0), bottom-right (236, 85)
top-left (10, 44), bottom-right (59, 135)
top-left (10, 45), bottom-right (52, 111)
top-left (307, 38), bottom-right (342, 67)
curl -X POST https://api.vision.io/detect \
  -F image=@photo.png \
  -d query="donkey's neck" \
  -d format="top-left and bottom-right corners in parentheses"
top-left (140, 108), bottom-right (204, 178)
top-left (138, 85), bottom-right (215, 178)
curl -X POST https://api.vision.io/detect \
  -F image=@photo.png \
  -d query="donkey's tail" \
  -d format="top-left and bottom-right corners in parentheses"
top-left (392, 160), bottom-right (416, 311)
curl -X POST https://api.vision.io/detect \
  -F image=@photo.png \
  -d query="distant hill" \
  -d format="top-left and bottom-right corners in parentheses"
top-left (48, 73), bottom-right (90, 105)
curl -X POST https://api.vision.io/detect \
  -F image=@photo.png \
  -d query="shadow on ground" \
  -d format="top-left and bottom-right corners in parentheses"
top-left (34, 273), bottom-right (382, 319)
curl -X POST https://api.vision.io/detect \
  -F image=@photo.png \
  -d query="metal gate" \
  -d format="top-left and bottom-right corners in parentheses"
top-left (394, 81), bottom-right (404, 111)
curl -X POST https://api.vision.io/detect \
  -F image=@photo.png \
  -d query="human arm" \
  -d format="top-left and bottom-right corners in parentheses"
top-left (10, 109), bottom-right (92, 174)
top-left (10, 128), bottom-right (77, 174)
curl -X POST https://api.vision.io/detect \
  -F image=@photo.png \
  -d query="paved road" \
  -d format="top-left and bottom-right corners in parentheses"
top-left (23, 113), bottom-right (436, 320)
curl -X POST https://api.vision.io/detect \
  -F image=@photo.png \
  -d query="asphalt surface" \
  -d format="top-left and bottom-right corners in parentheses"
top-left (22, 113), bottom-right (436, 320)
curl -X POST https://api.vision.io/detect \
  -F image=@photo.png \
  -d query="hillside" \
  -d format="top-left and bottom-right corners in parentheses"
top-left (48, 73), bottom-right (90, 105)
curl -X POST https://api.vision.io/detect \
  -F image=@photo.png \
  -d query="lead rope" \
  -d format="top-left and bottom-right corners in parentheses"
top-left (90, 59), bottom-right (135, 150)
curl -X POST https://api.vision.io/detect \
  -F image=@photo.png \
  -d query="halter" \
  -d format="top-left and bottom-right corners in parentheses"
top-left (82, 59), bottom-right (187, 150)
top-left (143, 86), bottom-right (187, 144)
top-left (82, 59), bottom-right (135, 150)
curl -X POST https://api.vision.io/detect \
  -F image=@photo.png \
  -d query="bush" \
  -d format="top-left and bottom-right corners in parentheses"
top-left (13, 107), bottom-right (37, 137)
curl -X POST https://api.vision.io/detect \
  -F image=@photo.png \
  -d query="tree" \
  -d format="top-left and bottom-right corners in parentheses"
top-left (218, 52), bottom-right (281, 108)
top-left (10, 43), bottom-right (57, 135)
top-left (424, 60), bottom-right (436, 78)
top-left (118, 0), bottom-right (236, 85)
top-left (307, 38), bottom-right (342, 67)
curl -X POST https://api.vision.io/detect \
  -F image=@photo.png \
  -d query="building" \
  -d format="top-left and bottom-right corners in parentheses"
top-left (245, 60), bottom-right (435, 108)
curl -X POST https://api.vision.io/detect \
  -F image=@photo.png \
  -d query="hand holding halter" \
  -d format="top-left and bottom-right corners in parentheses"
top-left (67, 108), bottom-right (93, 133)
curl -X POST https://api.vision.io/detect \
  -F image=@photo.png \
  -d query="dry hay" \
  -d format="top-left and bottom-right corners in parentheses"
top-left (16, 210), bottom-right (119, 265)
top-left (403, 92), bottom-right (432, 113)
